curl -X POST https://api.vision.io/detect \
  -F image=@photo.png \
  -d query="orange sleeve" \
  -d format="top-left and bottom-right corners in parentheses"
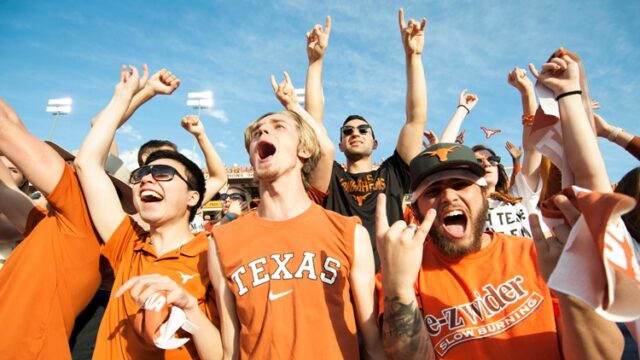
top-left (46, 164), bottom-right (94, 235)
top-left (307, 186), bottom-right (328, 205)
top-left (22, 206), bottom-right (47, 237)
top-left (101, 216), bottom-right (141, 273)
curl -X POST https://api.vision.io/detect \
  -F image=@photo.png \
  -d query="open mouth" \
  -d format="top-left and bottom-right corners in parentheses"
top-left (140, 189), bottom-right (163, 203)
top-left (442, 209), bottom-right (468, 238)
top-left (257, 141), bottom-right (276, 160)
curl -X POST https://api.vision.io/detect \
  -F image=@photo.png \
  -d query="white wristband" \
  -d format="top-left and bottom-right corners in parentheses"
top-left (607, 127), bottom-right (623, 142)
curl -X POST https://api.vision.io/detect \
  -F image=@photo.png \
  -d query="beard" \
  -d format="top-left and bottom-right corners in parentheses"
top-left (428, 199), bottom-right (489, 258)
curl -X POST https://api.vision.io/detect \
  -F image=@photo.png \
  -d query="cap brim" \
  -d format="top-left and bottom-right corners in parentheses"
top-left (410, 160), bottom-right (485, 192)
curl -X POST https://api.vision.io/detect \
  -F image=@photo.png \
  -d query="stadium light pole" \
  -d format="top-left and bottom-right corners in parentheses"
top-left (46, 97), bottom-right (72, 140)
top-left (186, 91), bottom-right (213, 161)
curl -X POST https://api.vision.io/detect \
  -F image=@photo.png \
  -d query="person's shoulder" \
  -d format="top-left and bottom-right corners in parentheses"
top-left (315, 203), bottom-right (361, 224)
top-left (493, 232), bottom-right (535, 252)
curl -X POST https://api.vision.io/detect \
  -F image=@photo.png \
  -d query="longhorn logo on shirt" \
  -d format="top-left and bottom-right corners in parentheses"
top-left (423, 275), bottom-right (545, 357)
top-left (229, 252), bottom-right (343, 296)
top-left (352, 193), bottom-right (371, 206)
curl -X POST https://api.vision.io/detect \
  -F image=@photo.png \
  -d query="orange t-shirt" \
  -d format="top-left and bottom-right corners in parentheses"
top-left (211, 203), bottom-right (360, 359)
top-left (93, 216), bottom-right (217, 360)
top-left (377, 232), bottom-right (562, 360)
top-left (0, 164), bottom-right (101, 359)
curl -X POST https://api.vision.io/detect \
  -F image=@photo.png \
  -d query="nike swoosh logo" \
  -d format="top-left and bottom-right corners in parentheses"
top-left (268, 289), bottom-right (293, 301)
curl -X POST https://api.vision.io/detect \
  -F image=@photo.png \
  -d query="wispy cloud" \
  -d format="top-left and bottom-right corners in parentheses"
top-left (118, 148), bottom-right (140, 171)
top-left (118, 124), bottom-right (142, 141)
top-left (215, 141), bottom-right (228, 149)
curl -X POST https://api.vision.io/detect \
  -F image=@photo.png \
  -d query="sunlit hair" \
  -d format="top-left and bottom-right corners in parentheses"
top-left (244, 110), bottom-right (320, 190)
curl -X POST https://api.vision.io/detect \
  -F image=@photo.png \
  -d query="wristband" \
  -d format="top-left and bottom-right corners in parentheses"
top-left (457, 104), bottom-right (470, 114)
top-left (607, 127), bottom-right (623, 142)
top-left (225, 213), bottom-right (238, 221)
top-left (555, 90), bottom-right (582, 101)
top-left (521, 114), bottom-right (535, 126)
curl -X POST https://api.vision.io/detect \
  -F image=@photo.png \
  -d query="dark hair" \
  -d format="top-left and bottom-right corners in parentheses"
top-left (137, 140), bottom-right (178, 166)
top-left (342, 114), bottom-right (375, 140)
top-left (615, 167), bottom-right (640, 242)
top-left (145, 150), bottom-right (205, 222)
top-left (472, 145), bottom-right (509, 194)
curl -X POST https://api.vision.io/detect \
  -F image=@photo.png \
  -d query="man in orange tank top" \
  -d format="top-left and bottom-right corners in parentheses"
top-left (208, 75), bottom-right (385, 359)
top-left (376, 143), bottom-right (623, 359)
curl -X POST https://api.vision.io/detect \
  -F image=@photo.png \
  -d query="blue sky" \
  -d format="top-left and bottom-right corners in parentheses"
top-left (1, 0), bottom-right (638, 182)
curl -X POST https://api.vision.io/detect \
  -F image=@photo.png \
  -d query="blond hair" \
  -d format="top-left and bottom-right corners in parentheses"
top-left (244, 110), bottom-right (320, 189)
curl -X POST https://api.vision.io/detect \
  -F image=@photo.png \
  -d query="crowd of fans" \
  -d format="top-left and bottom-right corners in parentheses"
top-left (0, 8), bottom-right (639, 360)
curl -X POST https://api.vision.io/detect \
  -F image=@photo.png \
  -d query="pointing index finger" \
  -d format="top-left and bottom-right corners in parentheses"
top-left (325, 16), bottom-right (332, 35)
top-left (270, 75), bottom-right (278, 92)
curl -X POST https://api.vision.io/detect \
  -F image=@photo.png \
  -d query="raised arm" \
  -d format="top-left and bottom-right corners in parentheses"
top-left (0, 158), bottom-right (34, 233)
top-left (304, 16), bottom-right (331, 124)
top-left (376, 194), bottom-right (436, 360)
top-left (272, 72), bottom-right (334, 192)
top-left (396, 8), bottom-right (428, 164)
top-left (181, 115), bottom-right (227, 204)
top-left (440, 89), bottom-right (478, 143)
top-left (349, 224), bottom-right (386, 359)
top-left (530, 53), bottom-right (610, 192)
top-left (89, 68), bottom-right (180, 131)
top-left (74, 65), bottom-right (148, 242)
top-left (0, 99), bottom-right (64, 196)
top-left (208, 236), bottom-right (240, 360)
top-left (507, 67), bottom-right (542, 190)
top-left (592, 111), bottom-right (639, 161)
top-left (529, 196), bottom-right (623, 359)
top-left (505, 141), bottom-right (523, 188)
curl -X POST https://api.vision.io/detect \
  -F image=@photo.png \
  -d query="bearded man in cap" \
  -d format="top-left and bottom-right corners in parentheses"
top-left (376, 143), bottom-right (623, 360)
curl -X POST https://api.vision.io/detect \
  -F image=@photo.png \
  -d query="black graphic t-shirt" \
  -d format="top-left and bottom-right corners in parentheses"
top-left (324, 150), bottom-right (410, 270)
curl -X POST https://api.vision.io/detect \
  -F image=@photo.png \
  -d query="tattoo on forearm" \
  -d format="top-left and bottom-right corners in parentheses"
top-left (382, 296), bottom-right (430, 359)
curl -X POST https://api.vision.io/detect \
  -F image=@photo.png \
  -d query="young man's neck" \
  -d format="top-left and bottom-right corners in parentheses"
top-left (149, 217), bottom-right (193, 256)
top-left (345, 156), bottom-right (373, 174)
top-left (257, 171), bottom-right (312, 221)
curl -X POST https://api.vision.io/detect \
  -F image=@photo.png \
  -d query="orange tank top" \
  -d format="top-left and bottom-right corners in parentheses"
top-left (212, 203), bottom-right (360, 359)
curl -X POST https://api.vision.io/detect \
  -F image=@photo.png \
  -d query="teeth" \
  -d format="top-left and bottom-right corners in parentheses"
top-left (445, 210), bottom-right (463, 218)
top-left (141, 190), bottom-right (162, 200)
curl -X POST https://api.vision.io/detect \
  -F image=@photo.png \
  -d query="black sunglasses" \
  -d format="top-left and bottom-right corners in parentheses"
top-left (220, 193), bottom-right (246, 202)
top-left (130, 164), bottom-right (192, 189)
top-left (341, 124), bottom-right (371, 137)
top-left (477, 155), bottom-right (501, 166)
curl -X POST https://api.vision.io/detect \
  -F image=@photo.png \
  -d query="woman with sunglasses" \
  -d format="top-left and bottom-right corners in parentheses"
top-left (205, 185), bottom-right (252, 230)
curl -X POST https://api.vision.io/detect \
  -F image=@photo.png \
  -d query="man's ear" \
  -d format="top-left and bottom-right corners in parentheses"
top-left (373, 139), bottom-right (378, 150)
top-left (338, 139), bottom-right (346, 153)
top-left (187, 190), bottom-right (200, 208)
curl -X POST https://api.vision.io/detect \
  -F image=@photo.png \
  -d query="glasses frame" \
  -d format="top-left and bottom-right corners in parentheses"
top-left (341, 124), bottom-right (372, 137)
top-left (220, 193), bottom-right (246, 202)
top-left (130, 164), bottom-right (192, 189)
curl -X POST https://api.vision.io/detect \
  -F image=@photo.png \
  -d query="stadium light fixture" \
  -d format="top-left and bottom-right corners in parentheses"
top-left (46, 97), bottom-right (72, 140)
top-left (186, 91), bottom-right (213, 160)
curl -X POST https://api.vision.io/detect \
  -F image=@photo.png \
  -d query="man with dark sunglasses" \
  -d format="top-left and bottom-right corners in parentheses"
top-left (74, 65), bottom-right (222, 359)
top-left (304, 9), bottom-right (429, 270)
